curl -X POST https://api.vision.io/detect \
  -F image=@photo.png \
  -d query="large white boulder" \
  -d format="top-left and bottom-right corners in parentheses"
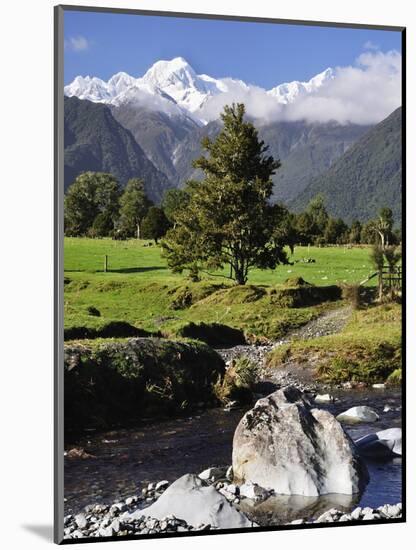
top-left (130, 474), bottom-right (254, 529)
top-left (232, 387), bottom-right (368, 497)
top-left (355, 427), bottom-right (402, 458)
top-left (336, 406), bottom-right (379, 424)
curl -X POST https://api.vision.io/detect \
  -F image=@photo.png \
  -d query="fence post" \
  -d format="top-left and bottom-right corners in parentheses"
top-left (104, 255), bottom-right (108, 273)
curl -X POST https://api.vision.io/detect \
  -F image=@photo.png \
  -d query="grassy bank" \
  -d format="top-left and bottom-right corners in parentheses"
top-left (64, 238), bottom-right (375, 342)
top-left (64, 338), bottom-right (225, 434)
top-left (266, 303), bottom-right (402, 384)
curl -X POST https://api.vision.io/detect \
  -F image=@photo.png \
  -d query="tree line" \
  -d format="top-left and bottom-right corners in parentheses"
top-left (64, 103), bottom-right (401, 285)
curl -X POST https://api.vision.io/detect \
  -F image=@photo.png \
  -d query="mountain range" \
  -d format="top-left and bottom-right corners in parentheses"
top-left (291, 107), bottom-right (402, 223)
top-left (64, 56), bottom-right (335, 125)
top-left (64, 57), bottom-right (402, 222)
top-left (64, 96), bottom-right (170, 202)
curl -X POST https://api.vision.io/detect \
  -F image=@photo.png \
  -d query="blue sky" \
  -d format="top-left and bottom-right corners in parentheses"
top-left (64, 10), bottom-right (402, 87)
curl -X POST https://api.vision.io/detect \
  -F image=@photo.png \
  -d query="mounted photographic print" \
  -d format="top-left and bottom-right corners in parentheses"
top-left (54, 4), bottom-right (405, 543)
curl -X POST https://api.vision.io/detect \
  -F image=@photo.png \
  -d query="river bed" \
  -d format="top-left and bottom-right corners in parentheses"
top-left (64, 387), bottom-right (402, 523)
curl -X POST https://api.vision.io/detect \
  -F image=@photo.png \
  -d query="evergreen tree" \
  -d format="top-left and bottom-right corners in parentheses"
top-left (141, 206), bottom-right (171, 243)
top-left (64, 172), bottom-right (120, 236)
top-left (349, 220), bottom-right (362, 244)
top-left (118, 178), bottom-right (153, 238)
top-left (162, 188), bottom-right (190, 227)
top-left (306, 195), bottom-right (329, 239)
top-left (162, 103), bottom-right (288, 285)
top-left (324, 217), bottom-right (348, 244)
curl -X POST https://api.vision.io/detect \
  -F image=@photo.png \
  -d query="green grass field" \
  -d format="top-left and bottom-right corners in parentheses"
top-left (64, 237), bottom-right (376, 286)
top-left (64, 237), bottom-right (401, 383)
top-left (64, 238), bottom-right (378, 340)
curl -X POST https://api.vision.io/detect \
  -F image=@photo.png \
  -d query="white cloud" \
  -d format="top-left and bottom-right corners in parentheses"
top-left (199, 50), bottom-right (401, 125)
top-left (65, 35), bottom-right (90, 52)
top-left (364, 40), bottom-right (380, 50)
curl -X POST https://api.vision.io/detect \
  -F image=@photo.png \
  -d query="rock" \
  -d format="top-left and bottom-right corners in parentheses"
top-left (232, 386), bottom-right (368, 497)
top-left (155, 480), bottom-right (169, 492)
top-left (75, 513), bottom-right (87, 529)
top-left (378, 504), bottom-right (401, 518)
top-left (355, 428), bottom-right (402, 458)
top-left (66, 447), bottom-right (95, 459)
top-left (226, 466), bottom-right (233, 481)
top-left (198, 467), bottom-right (226, 482)
top-left (130, 474), bottom-right (254, 529)
top-left (383, 405), bottom-right (392, 412)
top-left (291, 519), bottom-right (305, 524)
top-left (314, 394), bottom-right (335, 403)
top-left (226, 483), bottom-right (238, 495)
top-left (239, 482), bottom-right (270, 501)
top-left (350, 506), bottom-right (362, 520)
top-left (336, 406), bottom-right (379, 424)
top-left (372, 383), bottom-right (385, 389)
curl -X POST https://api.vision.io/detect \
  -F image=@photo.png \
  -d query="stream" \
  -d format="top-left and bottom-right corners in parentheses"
top-left (64, 387), bottom-right (402, 522)
top-left (64, 308), bottom-right (402, 524)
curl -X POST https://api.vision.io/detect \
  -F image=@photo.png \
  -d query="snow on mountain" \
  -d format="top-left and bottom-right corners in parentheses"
top-left (267, 68), bottom-right (335, 104)
top-left (64, 58), bottom-right (335, 123)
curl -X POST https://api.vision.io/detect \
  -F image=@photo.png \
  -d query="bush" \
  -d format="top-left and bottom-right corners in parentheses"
top-left (174, 322), bottom-right (246, 347)
top-left (269, 285), bottom-right (342, 308)
top-left (64, 338), bottom-right (225, 433)
top-left (342, 284), bottom-right (362, 310)
top-left (86, 305), bottom-right (101, 317)
top-left (64, 321), bottom-right (152, 340)
top-left (214, 355), bottom-right (260, 405)
top-left (386, 368), bottom-right (402, 386)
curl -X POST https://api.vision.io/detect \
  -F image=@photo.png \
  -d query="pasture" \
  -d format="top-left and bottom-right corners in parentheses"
top-left (64, 238), bottom-right (377, 340)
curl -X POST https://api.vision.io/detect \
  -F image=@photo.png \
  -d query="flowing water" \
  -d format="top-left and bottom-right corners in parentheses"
top-left (64, 387), bottom-right (402, 523)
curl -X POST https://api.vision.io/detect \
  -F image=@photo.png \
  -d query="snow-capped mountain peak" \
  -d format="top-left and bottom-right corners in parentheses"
top-left (64, 59), bottom-right (336, 123)
top-left (267, 67), bottom-right (334, 104)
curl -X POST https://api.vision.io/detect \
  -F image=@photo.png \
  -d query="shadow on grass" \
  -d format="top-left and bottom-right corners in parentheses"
top-left (64, 266), bottom-right (168, 274)
top-left (109, 266), bottom-right (168, 274)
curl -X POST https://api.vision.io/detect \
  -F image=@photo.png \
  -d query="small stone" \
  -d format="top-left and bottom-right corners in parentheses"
top-left (291, 519), bottom-right (305, 524)
top-left (110, 519), bottom-right (120, 533)
top-left (350, 507), bottom-right (362, 520)
top-left (98, 526), bottom-right (114, 537)
top-left (148, 483), bottom-right (155, 491)
top-left (75, 513), bottom-right (87, 529)
top-left (226, 483), bottom-right (238, 495)
top-left (314, 394), bottom-right (335, 403)
top-left (198, 467), bottom-right (226, 482)
top-left (155, 480), bottom-right (169, 492)
top-left (239, 482), bottom-right (269, 501)
top-left (372, 383), bottom-right (385, 389)
top-left (226, 466), bottom-right (233, 481)
top-left (363, 512), bottom-right (375, 520)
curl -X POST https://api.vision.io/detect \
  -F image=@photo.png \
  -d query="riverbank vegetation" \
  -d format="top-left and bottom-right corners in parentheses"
top-left (266, 303), bottom-right (401, 384)
top-left (64, 338), bottom-right (224, 434)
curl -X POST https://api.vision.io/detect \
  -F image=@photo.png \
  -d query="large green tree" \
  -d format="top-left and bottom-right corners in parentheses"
top-left (141, 206), bottom-right (171, 243)
top-left (162, 188), bottom-right (190, 227)
top-left (118, 178), bottom-right (153, 238)
top-left (162, 103), bottom-right (288, 285)
top-left (64, 172), bottom-right (120, 236)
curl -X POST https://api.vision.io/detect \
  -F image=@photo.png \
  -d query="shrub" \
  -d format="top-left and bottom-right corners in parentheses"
top-left (342, 284), bottom-right (362, 310)
top-left (174, 322), bottom-right (246, 347)
top-left (214, 355), bottom-right (259, 405)
top-left (386, 368), bottom-right (402, 386)
top-left (64, 338), bottom-right (225, 433)
top-left (86, 305), bottom-right (101, 317)
top-left (64, 321), bottom-right (152, 340)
